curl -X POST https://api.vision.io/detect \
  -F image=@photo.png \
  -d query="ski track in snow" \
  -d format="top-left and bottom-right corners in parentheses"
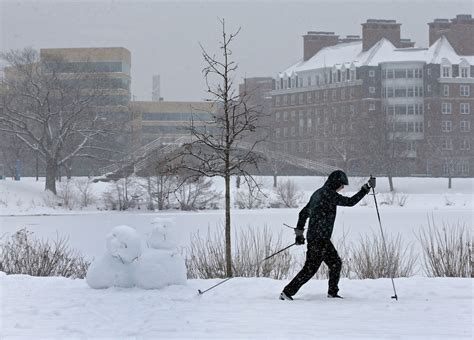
top-left (1, 273), bottom-right (472, 339)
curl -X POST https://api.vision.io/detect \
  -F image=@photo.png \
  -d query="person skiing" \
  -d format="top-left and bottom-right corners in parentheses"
top-left (280, 170), bottom-right (375, 300)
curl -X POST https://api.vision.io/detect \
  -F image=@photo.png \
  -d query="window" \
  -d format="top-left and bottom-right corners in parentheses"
top-left (395, 69), bottom-right (406, 79)
top-left (275, 96), bottom-right (280, 106)
top-left (275, 112), bottom-right (280, 122)
top-left (442, 137), bottom-right (453, 150)
top-left (332, 90), bottom-right (337, 100)
top-left (407, 69), bottom-right (414, 79)
top-left (460, 85), bottom-right (470, 97)
top-left (369, 104), bottom-right (376, 111)
top-left (443, 85), bottom-right (449, 96)
top-left (291, 127), bottom-right (296, 136)
top-left (369, 70), bottom-right (375, 77)
top-left (283, 111), bottom-right (288, 121)
top-left (275, 128), bottom-right (280, 138)
top-left (307, 92), bottom-right (312, 104)
top-left (299, 111), bottom-right (304, 128)
top-left (386, 87), bottom-right (394, 97)
top-left (407, 87), bottom-right (414, 97)
top-left (461, 138), bottom-right (470, 150)
top-left (460, 67), bottom-right (469, 78)
top-left (395, 88), bottom-right (407, 97)
top-left (415, 121), bottom-right (424, 132)
top-left (350, 105), bottom-right (355, 114)
top-left (461, 137), bottom-right (471, 150)
top-left (386, 70), bottom-right (394, 79)
top-left (442, 103), bottom-right (452, 114)
top-left (307, 76), bottom-right (312, 87)
top-left (341, 88), bottom-right (345, 100)
top-left (460, 120), bottom-right (470, 132)
top-left (459, 159), bottom-right (470, 175)
top-left (291, 111), bottom-right (296, 121)
top-left (369, 87), bottom-right (375, 94)
top-left (290, 95), bottom-right (296, 105)
top-left (460, 103), bottom-right (470, 114)
top-left (407, 105), bottom-right (415, 115)
top-left (427, 68), bottom-right (431, 76)
top-left (442, 120), bottom-right (452, 132)
top-left (298, 94), bottom-right (304, 104)
top-left (283, 127), bottom-right (288, 137)
top-left (442, 66), bottom-right (451, 78)
top-left (415, 69), bottom-right (423, 79)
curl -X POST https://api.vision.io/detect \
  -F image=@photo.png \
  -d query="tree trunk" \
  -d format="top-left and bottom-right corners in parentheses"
top-left (273, 172), bottom-right (278, 188)
top-left (448, 176), bottom-right (452, 189)
top-left (236, 176), bottom-right (241, 189)
top-left (388, 175), bottom-right (394, 192)
top-left (225, 172), bottom-right (232, 277)
top-left (45, 158), bottom-right (57, 194)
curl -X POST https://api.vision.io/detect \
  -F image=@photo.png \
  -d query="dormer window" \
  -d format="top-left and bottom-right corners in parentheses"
top-left (460, 67), bottom-right (470, 78)
top-left (442, 66), bottom-right (451, 78)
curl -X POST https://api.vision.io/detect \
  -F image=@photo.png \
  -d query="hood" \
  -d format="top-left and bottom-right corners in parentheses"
top-left (324, 170), bottom-right (349, 191)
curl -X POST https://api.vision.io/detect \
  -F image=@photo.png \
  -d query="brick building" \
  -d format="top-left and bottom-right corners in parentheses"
top-left (270, 15), bottom-right (474, 177)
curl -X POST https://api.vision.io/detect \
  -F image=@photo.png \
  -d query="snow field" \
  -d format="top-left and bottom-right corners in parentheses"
top-left (1, 273), bottom-right (472, 339)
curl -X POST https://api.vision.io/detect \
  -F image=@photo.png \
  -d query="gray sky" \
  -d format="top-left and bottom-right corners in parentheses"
top-left (1, 0), bottom-right (472, 101)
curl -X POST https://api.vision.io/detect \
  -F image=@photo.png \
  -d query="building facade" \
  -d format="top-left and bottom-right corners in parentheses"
top-left (271, 15), bottom-right (474, 177)
top-left (129, 101), bottom-right (217, 146)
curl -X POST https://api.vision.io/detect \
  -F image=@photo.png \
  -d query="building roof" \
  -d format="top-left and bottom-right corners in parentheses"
top-left (279, 36), bottom-right (474, 77)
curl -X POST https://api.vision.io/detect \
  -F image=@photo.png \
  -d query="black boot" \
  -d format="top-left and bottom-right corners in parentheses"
top-left (327, 292), bottom-right (343, 298)
top-left (279, 291), bottom-right (294, 300)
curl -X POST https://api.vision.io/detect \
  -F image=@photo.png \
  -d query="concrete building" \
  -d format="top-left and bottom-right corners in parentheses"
top-left (129, 101), bottom-right (217, 146)
top-left (271, 14), bottom-right (474, 177)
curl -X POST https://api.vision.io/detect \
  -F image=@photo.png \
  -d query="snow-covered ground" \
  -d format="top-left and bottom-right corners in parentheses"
top-left (0, 176), bottom-right (473, 338)
top-left (1, 273), bottom-right (472, 339)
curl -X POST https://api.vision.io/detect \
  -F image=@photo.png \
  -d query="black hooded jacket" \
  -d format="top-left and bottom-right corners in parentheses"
top-left (296, 173), bottom-right (369, 243)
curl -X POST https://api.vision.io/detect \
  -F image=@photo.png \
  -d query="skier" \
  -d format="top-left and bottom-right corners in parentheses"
top-left (280, 170), bottom-right (375, 300)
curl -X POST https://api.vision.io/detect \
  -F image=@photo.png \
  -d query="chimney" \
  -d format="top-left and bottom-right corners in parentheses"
top-left (447, 14), bottom-right (474, 55)
top-left (303, 32), bottom-right (339, 61)
top-left (428, 18), bottom-right (451, 46)
top-left (362, 19), bottom-right (401, 51)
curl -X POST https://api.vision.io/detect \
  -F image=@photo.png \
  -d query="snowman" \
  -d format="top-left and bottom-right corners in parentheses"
top-left (86, 225), bottom-right (141, 289)
top-left (135, 218), bottom-right (187, 289)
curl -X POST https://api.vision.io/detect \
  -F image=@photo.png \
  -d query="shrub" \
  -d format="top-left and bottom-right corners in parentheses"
top-left (274, 179), bottom-right (303, 208)
top-left (185, 225), bottom-right (293, 279)
top-left (0, 229), bottom-right (90, 279)
top-left (174, 177), bottom-right (221, 211)
top-left (74, 178), bottom-right (95, 208)
top-left (351, 231), bottom-right (416, 279)
top-left (417, 218), bottom-right (471, 277)
top-left (234, 177), bottom-right (266, 209)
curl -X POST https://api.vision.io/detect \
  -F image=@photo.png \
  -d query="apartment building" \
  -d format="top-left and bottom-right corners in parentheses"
top-left (271, 15), bottom-right (474, 176)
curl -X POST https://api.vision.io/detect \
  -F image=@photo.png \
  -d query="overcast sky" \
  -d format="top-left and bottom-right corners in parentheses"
top-left (1, 0), bottom-right (472, 101)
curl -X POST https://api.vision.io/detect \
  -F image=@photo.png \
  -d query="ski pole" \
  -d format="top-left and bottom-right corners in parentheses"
top-left (371, 185), bottom-right (398, 301)
top-left (197, 242), bottom-right (296, 296)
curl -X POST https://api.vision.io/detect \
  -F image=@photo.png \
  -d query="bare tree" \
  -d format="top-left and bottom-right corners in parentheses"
top-left (176, 19), bottom-right (265, 277)
top-left (0, 48), bottom-right (120, 193)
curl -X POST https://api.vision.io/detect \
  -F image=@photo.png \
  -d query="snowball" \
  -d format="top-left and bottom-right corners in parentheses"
top-left (86, 254), bottom-right (136, 289)
top-left (148, 218), bottom-right (175, 250)
top-left (135, 249), bottom-right (187, 289)
top-left (106, 225), bottom-right (142, 263)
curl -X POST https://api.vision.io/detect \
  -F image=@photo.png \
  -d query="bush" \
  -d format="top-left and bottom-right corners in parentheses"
top-left (234, 177), bottom-right (266, 209)
top-left (74, 178), bottom-right (95, 208)
top-left (185, 226), bottom-right (293, 279)
top-left (0, 229), bottom-right (90, 278)
top-left (417, 218), bottom-right (471, 277)
top-left (273, 179), bottom-right (303, 208)
top-left (351, 231), bottom-right (416, 279)
top-left (174, 177), bottom-right (222, 211)
top-left (102, 177), bottom-right (143, 211)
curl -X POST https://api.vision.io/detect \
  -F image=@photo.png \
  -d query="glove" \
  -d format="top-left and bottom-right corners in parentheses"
top-left (361, 183), bottom-right (370, 194)
top-left (295, 229), bottom-right (305, 245)
top-left (368, 177), bottom-right (376, 189)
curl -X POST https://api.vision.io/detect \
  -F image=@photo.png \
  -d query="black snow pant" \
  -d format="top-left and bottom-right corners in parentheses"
top-left (283, 239), bottom-right (342, 297)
